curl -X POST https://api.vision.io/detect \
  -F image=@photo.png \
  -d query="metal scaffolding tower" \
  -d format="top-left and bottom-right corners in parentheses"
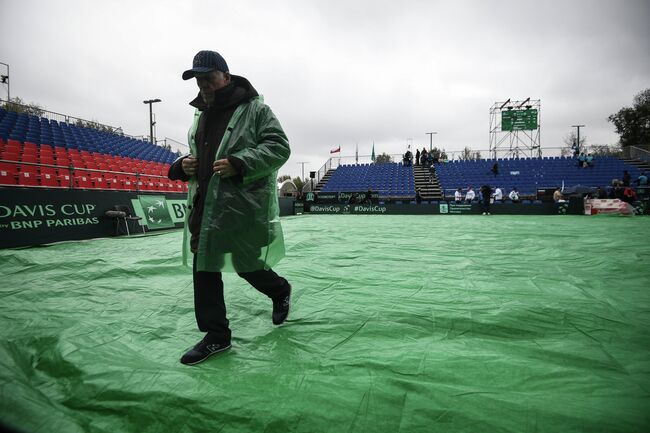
top-left (489, 98), bottom-right (541, 159)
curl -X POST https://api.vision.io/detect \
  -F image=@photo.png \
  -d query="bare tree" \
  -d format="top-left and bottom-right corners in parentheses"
top-left (374, 152), bottom-right (393, 164)
top-left (459, 146), bottom-right (481, 160)
top-left (561, 131), bottom-right (587, 157)
top-left (4, 97), bottom-right (44, 117)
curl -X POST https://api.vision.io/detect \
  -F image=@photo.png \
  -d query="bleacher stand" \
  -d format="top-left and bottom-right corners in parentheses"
top-left (0, 106), bottom-right (186, 192)
top-left (321, 163), bottom-right (415, 199)
top-left (436, 157), bottom-right (641, 199)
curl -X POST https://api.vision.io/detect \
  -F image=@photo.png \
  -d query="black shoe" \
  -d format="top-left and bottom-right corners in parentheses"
top-left (272, 285), bottom-right (291, 325)
top-left (180, 336), bottom-right (231, 365)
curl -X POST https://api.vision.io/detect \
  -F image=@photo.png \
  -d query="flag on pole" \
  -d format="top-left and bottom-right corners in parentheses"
top-left (330, 146), bottom-right (340, 154)
top-left (371, 141), bottom-right (376, 162)
top-left (355, 143), bottom-right (358, 164)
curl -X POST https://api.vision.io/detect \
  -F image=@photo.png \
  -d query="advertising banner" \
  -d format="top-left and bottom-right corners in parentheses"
top-left (307, 191), bottom-right (379, 204)
top-left (307, 202), bottom-right (570, 216)
top-left (137, 195), bottom-right (175, 229)
top-left (0, 188), bottom-right (186, 249)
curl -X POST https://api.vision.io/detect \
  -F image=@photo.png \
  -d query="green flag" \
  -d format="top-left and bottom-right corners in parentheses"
top-left (371, 141), bottom-right (376, 162)
top-left (138, 195), bottom-right (174, 229)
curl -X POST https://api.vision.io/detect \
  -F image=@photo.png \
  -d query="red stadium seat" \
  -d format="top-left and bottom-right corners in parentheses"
top-left (123, 177), bottom-right (136, 191)
top-left (74, 175), bottom-right (93, 189)
top-left (0, 163), bottom-right (18, 185)
top-left (6, 139), bottom-right (22, 148)
top-left (40, 156), bottom-right (55, 166)
top-left (18, 171), bottom-right (39, 186)
top-left (142, 177), bottom-right (156, 191)
top-left (58, 173), bottom-right (72, 188)
top-left (21, 153), bottom-right (38, 163)
top-left (40, 171), bottom-right (60, 187)
top-left (2, 151), bottom-right (20, 162)
top-left (93, 176), bottom-right (108, 190)
top-left (23, 142), bottom-right (38, 152)
top-left (40, 144), bottom-right (53, 154)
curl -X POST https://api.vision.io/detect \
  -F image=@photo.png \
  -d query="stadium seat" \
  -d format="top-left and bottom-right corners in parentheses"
top-left (18, 171), bottom-right (39, 186)
top-left (41, 170), bottom-right (60, 187)
top-left (0, 163), bottom-right (18, 185)
top-left (74, 175), bottom-right (93, 189)
top-left (93, 176), bottom-right (108, 189)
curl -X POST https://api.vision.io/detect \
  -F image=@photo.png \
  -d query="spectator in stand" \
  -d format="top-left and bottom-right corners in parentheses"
top-left (508, 187), bottom-right (520, 203)
top-left (586, 154), bottom-right (594, 168)
top-left (493, 187), bottom-right (503, 202)
top-left (596, 186), bottom-right (607, 199)
top-left (415, 149), bottom-right (420, 166)
top-left (465, 186), bottom-right (475, 203)
top-left (623, 186), bottom-right (637, 204)
top-left (636, 171), bottom-right (648, 186)
top-left (553, 188), bottom-right (565, 203)
top-left (491, 162), bottom-right (499, 177)
top-left (577, 153), bottom-right (586, 168)
top-left (426, 152), bottom-right (434, 167)
top-left (480, 185), bottom-right (492, 215)
top-left (420, 149), bottom-right (428, 166)
top-left (428, 164), bottom-right (436, 183)
top-left (454, 188), bottom-right (463, 204)
top-left (415, 188), bottom-right (422, 204)
top-left (622, 170), bottom-right (631, 186)
top-left (572, 140), bottom-right (580, 158)
top-left (403, 150), bottom-right (413, 167)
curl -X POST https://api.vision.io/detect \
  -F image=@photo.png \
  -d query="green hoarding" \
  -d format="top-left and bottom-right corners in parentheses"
top-left (502, 109), bottom-right (538, 131)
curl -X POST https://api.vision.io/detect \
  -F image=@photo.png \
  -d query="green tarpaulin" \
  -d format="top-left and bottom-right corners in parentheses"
top-left (1, 215), bottom-right (649, 432)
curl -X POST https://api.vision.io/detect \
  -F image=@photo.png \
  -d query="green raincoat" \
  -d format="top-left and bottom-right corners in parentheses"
top-left (182, 96), bottom-right (290, 273)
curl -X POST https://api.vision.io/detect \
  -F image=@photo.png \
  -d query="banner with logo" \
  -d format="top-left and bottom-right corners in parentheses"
top-left (0, 188), bottom-right (186, 248)
top-left (307, 202), bottom-right (570, 216)
top-left (136, 195), bottom-right (175, 229)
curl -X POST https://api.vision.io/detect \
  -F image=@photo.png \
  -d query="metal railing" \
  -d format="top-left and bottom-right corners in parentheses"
top-left (313, 147), bottom-right (571, 185)
top-left (0, 159), bottom-right (183, 192)
top-left (0, 98), bottom-right (131, 137)
top-left (626, 146), bottom-right (650, 164)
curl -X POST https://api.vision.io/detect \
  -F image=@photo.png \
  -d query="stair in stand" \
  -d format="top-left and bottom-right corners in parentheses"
top-left (314, 168), bottom-right (335, 192)
top-left (413, 164), bottom-right (443, 201)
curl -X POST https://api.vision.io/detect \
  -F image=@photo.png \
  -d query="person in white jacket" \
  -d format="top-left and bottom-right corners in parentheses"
top-left (509, 188), bottom-right (520, 203)
top-left (454, 188), bottom-right (463, 203)
top-left (465, 187), bottom-right (476, 203)
top-left (493, 187), bottom-right (503, 202)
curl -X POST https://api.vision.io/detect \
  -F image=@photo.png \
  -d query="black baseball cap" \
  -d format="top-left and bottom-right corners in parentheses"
top-left (182, 50), bottom-right (229, 80)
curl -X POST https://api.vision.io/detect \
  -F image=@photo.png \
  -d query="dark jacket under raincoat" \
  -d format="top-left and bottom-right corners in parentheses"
top-left (176, 76), bottom-right (290, 273)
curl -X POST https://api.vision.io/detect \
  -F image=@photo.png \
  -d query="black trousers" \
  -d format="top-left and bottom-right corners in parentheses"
top-left (192, 256), bottom-right (290, 343)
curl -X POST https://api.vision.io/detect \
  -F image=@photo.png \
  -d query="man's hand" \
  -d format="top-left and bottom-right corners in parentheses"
top-left (182, 156), bottom-right (198, 176)
top-left (213, 159), bottom-right (237, 178)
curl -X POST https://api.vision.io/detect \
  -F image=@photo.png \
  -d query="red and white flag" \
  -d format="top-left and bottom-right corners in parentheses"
top-left (330, 146), bottom-right (341, 154)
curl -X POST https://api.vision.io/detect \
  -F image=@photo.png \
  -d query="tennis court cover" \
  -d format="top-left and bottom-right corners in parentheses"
top-left (1, 215), bottom-right (649, 432)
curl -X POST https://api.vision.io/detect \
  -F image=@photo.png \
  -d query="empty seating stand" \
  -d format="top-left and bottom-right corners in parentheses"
top-left (436, 156), bottom-right (641, 198)
top-left (319, 157), bottom-right (642, 201)
top-left (321, 162), bottom-right (415, 198)
top-left (0, 106), bottom-right (188, 192)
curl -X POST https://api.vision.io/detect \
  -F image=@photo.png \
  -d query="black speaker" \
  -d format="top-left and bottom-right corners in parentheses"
top-left (309, 171), bottom-right (316, 179)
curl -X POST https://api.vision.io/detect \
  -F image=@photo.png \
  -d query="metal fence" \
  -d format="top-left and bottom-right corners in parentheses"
top-left (313, 147), bottom-right (569, 185)
top-left (626, 146), bottom-right (650, 164)
top-left (0, 98), bottom-right (131, 137)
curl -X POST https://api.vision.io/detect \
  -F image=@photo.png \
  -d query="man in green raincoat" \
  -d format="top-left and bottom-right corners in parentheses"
top-left (168, 50), bottom-right (292, 365)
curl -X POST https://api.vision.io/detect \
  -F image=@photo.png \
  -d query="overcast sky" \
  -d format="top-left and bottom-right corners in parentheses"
top-left (2, 0), bottom-right (649, 178)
